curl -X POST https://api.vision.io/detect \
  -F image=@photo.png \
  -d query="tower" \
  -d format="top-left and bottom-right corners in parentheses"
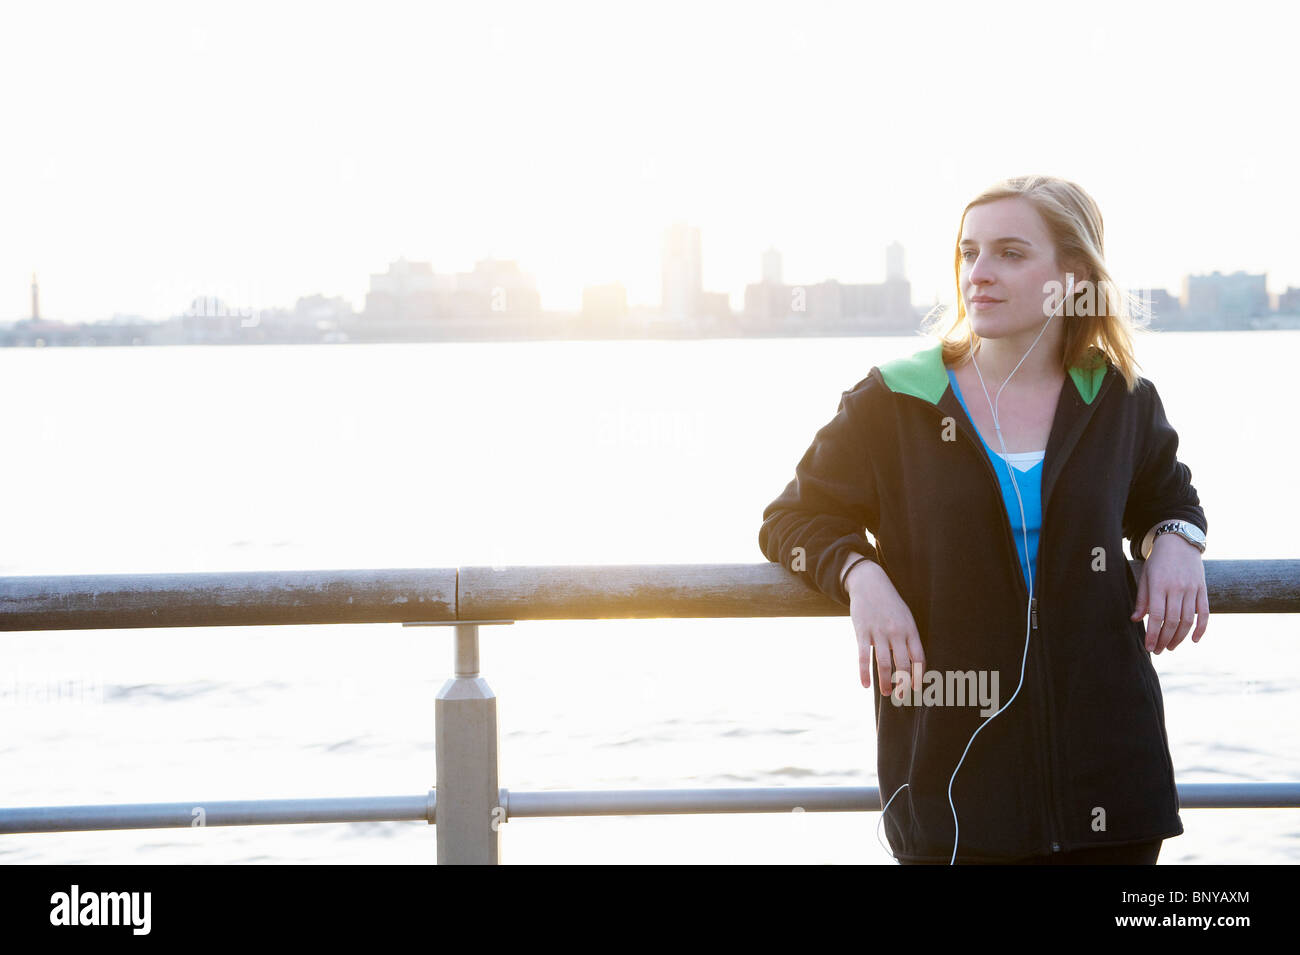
top-left (885, 241), bottom-right (906, 282)
top-left (661, 222), bottom-right (703, 321)
top-left (761, 247), bottom-right (783, 285)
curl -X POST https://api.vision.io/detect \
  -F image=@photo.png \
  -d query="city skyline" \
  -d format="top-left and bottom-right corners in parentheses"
top-left (9, 221), bottom-right (1300, 326)
top-left (7, 240), bottom-right (1294, 350)
top-left (9, 227), bottom-right (1295, 330)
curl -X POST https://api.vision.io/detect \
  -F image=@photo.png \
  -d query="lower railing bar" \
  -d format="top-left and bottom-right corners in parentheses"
top-left (1, 783), bottom-right (1296, 834)
top-left (1176, 781), bottom-right (1300, 808)
top-left (0, 793), bottom-right (435, 834)
top-left (503, 782), bottom-right (1300, 815)
top-left (505, 786), bottom-right (881, 815)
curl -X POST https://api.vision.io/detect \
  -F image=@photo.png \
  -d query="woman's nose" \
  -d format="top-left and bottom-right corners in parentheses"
top-left (968, 254), bottom-right (995, 285)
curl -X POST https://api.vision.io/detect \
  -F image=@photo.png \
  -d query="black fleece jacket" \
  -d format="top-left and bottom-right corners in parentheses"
top-left (758, 341), bottom-right (1207, 863)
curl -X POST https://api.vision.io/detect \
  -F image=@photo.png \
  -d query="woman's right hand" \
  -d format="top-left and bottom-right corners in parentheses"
top-left (845, 558), bottom-right (925, 700)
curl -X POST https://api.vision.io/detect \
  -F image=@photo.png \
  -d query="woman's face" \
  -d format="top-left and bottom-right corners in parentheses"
top-left (958, 197), bottom-right (1071, 340)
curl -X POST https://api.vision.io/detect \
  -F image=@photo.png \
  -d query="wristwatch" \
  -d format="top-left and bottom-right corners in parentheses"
top-left (1141, 520), bottom-right (1206, 559)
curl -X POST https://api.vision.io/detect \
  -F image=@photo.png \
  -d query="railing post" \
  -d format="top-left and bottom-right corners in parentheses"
top-left (434, 623), bottom-right (502, 864)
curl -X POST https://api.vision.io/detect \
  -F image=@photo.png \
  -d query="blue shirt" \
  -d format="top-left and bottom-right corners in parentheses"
top-left (947, 368), bottom-right (1044, 595)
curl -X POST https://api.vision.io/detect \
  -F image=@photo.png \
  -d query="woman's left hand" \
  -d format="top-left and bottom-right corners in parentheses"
top-left (1131, 535), bottom-right (1210, 653)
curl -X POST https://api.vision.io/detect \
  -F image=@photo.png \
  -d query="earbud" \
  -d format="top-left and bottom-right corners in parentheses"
top-left (1047, 274), bottom-right (1076, 319)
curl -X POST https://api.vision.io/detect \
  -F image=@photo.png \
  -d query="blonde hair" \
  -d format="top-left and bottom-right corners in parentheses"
top-left (920, 175), bottom-right (1150, 393)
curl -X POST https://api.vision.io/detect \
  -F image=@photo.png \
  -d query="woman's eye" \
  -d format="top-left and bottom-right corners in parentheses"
top-left (960, 250), bottom-right (1021, 261)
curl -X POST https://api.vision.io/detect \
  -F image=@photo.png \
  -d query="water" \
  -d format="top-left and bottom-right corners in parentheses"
top-left (1, 332), bottom-right (1296, 863)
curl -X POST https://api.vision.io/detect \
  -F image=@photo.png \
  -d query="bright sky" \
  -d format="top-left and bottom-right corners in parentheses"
top-left (3, 0), bottom-right (1296, 322)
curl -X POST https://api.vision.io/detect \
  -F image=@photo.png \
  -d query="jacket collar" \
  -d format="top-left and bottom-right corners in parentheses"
top-left (876, 341), bottom-right (1108, 407)
top-left (875, 340), bottom-right (1116, 522)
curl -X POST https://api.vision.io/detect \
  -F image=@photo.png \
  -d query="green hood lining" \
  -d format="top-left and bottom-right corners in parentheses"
top-left (878, 341), bottom-right (1108, 406)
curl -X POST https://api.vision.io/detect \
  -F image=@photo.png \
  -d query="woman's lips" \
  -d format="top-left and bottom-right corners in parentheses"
top-left (971, 299), bottom-right (1002, 309)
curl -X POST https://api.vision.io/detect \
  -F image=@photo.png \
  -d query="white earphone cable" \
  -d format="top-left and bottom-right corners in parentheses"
top-left (876, 275), bottom-right (1074, 864)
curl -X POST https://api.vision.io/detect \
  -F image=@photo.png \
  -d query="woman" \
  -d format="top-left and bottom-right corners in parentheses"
top-left (758, 175), bottom-right (1210, 864)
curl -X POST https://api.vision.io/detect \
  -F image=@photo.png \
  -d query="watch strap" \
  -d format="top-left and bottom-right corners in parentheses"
top-left (1142, 520), bottom-right (1205, 558)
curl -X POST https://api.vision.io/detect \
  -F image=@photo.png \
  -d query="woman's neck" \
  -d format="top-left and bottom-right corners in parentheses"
top-left (968, 329), bottom-right (1065, 387)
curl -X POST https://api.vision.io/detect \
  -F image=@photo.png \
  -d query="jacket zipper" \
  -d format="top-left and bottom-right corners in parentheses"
top-left (1030, 531), bottom-right (1066, 854)
top-left (950, 411), bottom-right (1065, 856)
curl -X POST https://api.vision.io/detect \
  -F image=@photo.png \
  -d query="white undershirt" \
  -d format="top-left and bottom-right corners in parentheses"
top-left (993, 449), bottom-right (1046, 473)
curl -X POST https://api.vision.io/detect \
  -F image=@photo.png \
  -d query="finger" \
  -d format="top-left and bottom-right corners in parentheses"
top-left (1131, 568), bottom-right (1148, 621)
top-left (1164, 587), bottom-right (1185, 654)
top-left (906, 627), bottom-right (926, 677)
top-left (858, 636), bottom-right (873, 689)
top-left (1167, 589), bottom-right (1196, 651)
top-left (888, 632), bottom-right (914, 700)
top-left (1192, 585), bottom-right (1210, 643)
top-left (875, 635), bottom-right (894, 697)
top-left (1144, 584), bottom-right (1164, 652)
top-left (889, 658), bottom-right (913, 706)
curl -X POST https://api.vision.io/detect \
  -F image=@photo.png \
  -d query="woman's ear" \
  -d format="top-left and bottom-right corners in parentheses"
top-left (1060, 262), bottom-right (1092, 294)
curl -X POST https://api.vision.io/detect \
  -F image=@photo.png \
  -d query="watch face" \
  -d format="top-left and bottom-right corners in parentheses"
top-left (1181, 522), bottom-right (1207, 544)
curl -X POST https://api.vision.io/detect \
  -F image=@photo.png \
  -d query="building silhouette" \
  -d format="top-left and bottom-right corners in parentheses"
top-left (661, 222), bottom-right (703, 321)
top-left (1277, 286), bottom-right (1300, 315)
top-left (364, 257), bottom-right (540, 321)
top-left (885, 241), bottom-right (905, 282)
top-left (761, 247), bottom-right (782, 285)
top-left (742, 242), bottom-right (913, 329)
top-left (1134, 287), bottom-right (1183, 326)
top-left (581, 281), bottom-right (629, 323)
top-left (1182, 270), bottom-right (1269, 328)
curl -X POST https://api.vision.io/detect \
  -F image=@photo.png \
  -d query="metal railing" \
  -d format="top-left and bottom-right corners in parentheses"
top-left (2, 559), bottom-right (1298, 863)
